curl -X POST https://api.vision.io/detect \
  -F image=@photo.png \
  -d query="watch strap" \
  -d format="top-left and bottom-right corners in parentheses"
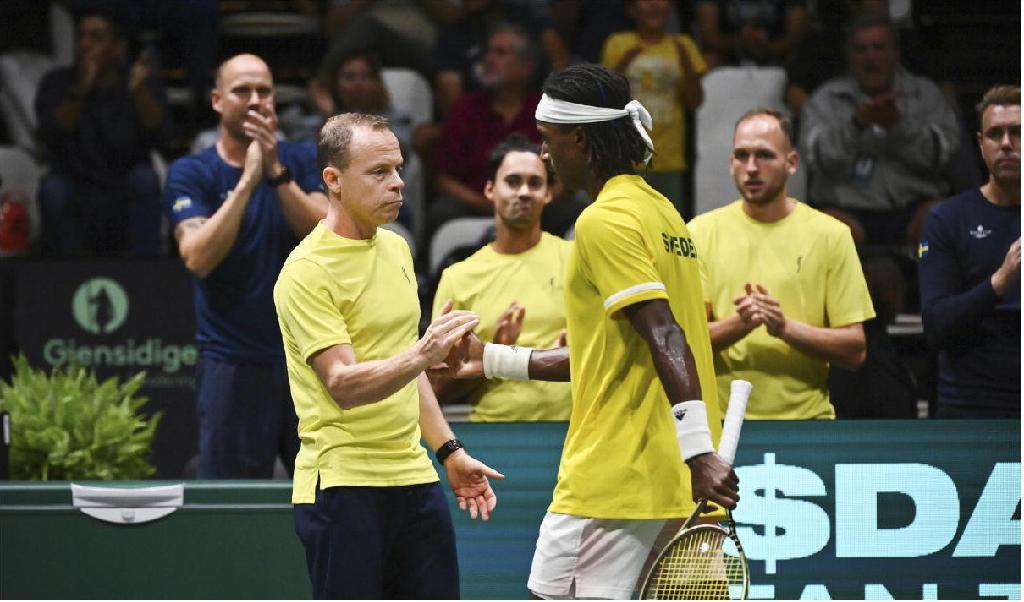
top-left (435, 438), bottom-right (464, 464)
top-left (266, 165), bottom-right (293, 187)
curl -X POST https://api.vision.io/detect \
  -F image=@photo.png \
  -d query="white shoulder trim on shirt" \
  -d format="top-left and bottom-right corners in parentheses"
top-left (603, 282), bottom-right (667, 310)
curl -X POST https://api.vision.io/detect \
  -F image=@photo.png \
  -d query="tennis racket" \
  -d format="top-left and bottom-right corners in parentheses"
top-left (639, 379), bottom-right (753, 600)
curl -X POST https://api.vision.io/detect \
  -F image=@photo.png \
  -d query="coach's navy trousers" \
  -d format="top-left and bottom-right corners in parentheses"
top-left (294, 481), bottom-right (460, 599)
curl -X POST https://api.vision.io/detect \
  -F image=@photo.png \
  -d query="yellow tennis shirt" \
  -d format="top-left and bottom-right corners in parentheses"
top-left (433, 232), bottom-right (573, 421)
top-left (550, 175), bottom-right (721, 520)
top-left (689, 200), bottom-right (876, 420)
top-left (274, 223), bottom-right (438, 504)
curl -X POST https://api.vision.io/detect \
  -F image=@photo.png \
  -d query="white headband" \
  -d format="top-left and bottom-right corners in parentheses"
top-left (535, 93), bottom-right (655, 162)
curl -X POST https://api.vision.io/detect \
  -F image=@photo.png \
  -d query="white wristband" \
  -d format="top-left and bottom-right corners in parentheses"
top-left (671, 400), bottom-right (715, 460)
top-left (482, 343), bottom-right (532, 380)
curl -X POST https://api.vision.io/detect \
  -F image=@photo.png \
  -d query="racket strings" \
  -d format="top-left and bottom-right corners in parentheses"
top-left (643, 529), bottom-right (746, 600)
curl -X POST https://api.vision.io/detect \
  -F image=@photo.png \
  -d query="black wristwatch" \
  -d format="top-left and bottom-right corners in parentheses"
top-left (435, 439), bottom-right (464, 464)
top-left (266, 165), bottom-right (293, 187)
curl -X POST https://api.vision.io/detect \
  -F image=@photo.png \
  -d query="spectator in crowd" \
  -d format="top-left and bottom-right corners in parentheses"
top-left (162, 54), bottom-right (327, 478)
top-left (431, 23), bottom-right (542, 231)
top-left (320, 0), bottom-right (462, 82)
top-left (783, 0), bottom-right (950, 116)
top-left (433, 0), bottom-right (549, 117)
top-left (696, 0), bottom-right (809, 68)
top-left (785, 1), bottom-right (982, 199)
top-left (602, 0), bottom-right (706, 212)
top-left (784, 0), bottom-right (881, 117)
top-left (69, 0), bottom-right (219, 123)
top-left (429, 134), bottom-right (571, 421)
top-left (281, 51), bottom-right (413, 150)
top-left (279, 50), bottom-right (418, 231)
top-left (800, 15), bottom-right (960, 246)
top-left (690, 108), bottom-right (875, 419)
top-left (35, 10), bottom-right (165, 257)
top-left (918, 84), bottom-right (1020, 418)
top-left (273, 112), bottom-right (501, 598)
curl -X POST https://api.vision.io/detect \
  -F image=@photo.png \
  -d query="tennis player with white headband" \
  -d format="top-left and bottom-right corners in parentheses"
top-left (449, 63), bottom-right (738, 600)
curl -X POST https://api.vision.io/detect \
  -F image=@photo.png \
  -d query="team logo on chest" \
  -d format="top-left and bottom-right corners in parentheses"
top-left (968, 224), bottom-right (992, 239)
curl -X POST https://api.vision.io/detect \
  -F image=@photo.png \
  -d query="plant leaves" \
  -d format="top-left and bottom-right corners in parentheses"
top-left (1, 355), bottom-right (160, 480)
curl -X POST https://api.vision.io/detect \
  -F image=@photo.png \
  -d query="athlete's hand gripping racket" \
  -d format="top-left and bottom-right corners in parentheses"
top-left (640, 380), bottom-right (753, 600)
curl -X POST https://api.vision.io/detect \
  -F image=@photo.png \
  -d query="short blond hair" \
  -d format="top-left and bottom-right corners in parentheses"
top-left (317, 113), bottom-right (391, 172)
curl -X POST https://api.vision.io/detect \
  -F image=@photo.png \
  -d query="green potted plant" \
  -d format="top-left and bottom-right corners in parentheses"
top-left (0, 355), bottom-right (161, 480)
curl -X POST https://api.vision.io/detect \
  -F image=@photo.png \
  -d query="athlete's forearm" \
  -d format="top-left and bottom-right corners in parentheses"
top-left (418, 373), bottom-right (457, 451)
top-left (527, 347), bottom-right (571, 382)
top-left (779, 320), bottom-right (866, 370)
top-left (176, 177), bottom-right (258, 278)
top-left (708, 314), bottom-right (753, 352)
top-left (627, 300), bottom-right (703, 404)
top-left (320, 345), bottom-right (431, 410)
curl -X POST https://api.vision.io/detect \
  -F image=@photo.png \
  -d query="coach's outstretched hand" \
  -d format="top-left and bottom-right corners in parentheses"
top-left (687, 452), bottom-right (740, 511)
top-left (443, 449), bottom-right (504, 521)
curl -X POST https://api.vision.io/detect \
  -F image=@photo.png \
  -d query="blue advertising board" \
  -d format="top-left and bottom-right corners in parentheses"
top-left (447, 420), bottom-right (1020, 600)
top-left (0, 420), bottom-right (1017, 599)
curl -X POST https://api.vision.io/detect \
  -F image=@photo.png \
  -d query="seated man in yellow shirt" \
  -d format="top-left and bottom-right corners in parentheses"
top-left (689, 108), bottom-right (876, 420)
top-left (430, 134), bottom-right (573, 421)
top-left (273, 113), bottom-right (503, 599)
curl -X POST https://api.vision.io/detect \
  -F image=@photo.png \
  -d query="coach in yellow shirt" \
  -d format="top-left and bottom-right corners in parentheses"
top-left (689, 108), bottom-right (875, 420)
top-left (273, 113), bottom-right (502, 599)
top-left (431, 134), bottom-right (572, 421)
top-left (449, 65), bottom-right (739, 600)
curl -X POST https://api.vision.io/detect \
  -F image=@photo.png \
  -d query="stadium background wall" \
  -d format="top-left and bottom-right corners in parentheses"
top-left (0, 421), bottom-right (1018, 599)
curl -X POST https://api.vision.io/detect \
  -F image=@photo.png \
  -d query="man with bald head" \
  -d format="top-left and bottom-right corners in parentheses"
top-left (162, 53), bottom-right (328, 478)
top-left (690, 108), bottom-right (875, 420)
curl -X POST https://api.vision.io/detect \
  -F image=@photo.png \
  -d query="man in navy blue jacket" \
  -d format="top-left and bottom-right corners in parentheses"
top-left (163, 54), bottom-right (327, 476)
top-left (918, 85), bottom-right (1020, 418)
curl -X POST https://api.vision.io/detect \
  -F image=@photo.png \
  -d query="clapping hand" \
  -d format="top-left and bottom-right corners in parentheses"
top-left (243, 108), bottom-right (282, 176)
top-left (493, 302), bottom-right (525, 345)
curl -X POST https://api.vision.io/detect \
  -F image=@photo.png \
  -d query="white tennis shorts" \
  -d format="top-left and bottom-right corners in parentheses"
top-left (527, 511), bottom-right (672, 600)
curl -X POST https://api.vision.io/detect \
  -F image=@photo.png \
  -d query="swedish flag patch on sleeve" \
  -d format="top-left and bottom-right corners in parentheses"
top-left (172, 196), bottom-right (192, 213)
top-left (918, 241), bottom-right (929, 258)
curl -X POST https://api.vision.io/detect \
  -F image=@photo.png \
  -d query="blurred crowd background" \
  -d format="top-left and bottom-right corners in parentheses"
top-left (0, 0), bottom-right (1019, 428)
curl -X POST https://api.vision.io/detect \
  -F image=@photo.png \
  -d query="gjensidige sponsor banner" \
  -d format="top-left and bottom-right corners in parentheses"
top-left (14, 260), bottom-right (198, 476)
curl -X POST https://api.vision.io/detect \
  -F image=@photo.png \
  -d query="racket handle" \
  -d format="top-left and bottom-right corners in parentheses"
top-left (718, 380), bottom-right (752, 465)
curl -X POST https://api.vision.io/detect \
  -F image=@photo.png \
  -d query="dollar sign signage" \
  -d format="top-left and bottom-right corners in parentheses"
top-left (734, 453), bottom-right (830, 574)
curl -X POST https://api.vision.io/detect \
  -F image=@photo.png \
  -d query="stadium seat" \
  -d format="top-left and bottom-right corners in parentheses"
top-left (0, 51), bottom-right (56, 155)
top-left (382, 68), bottom-right (433, 247)
top-left (428, 217), bottom-right (492, 276)
top-left (49, 1), bottom-right (74, 67)
top-left (0, 145), bottom-right (43, 248)
top-left (382, 68), bottom-right (432, 127)
top-left (694, 67), bottom-right (807, 216)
